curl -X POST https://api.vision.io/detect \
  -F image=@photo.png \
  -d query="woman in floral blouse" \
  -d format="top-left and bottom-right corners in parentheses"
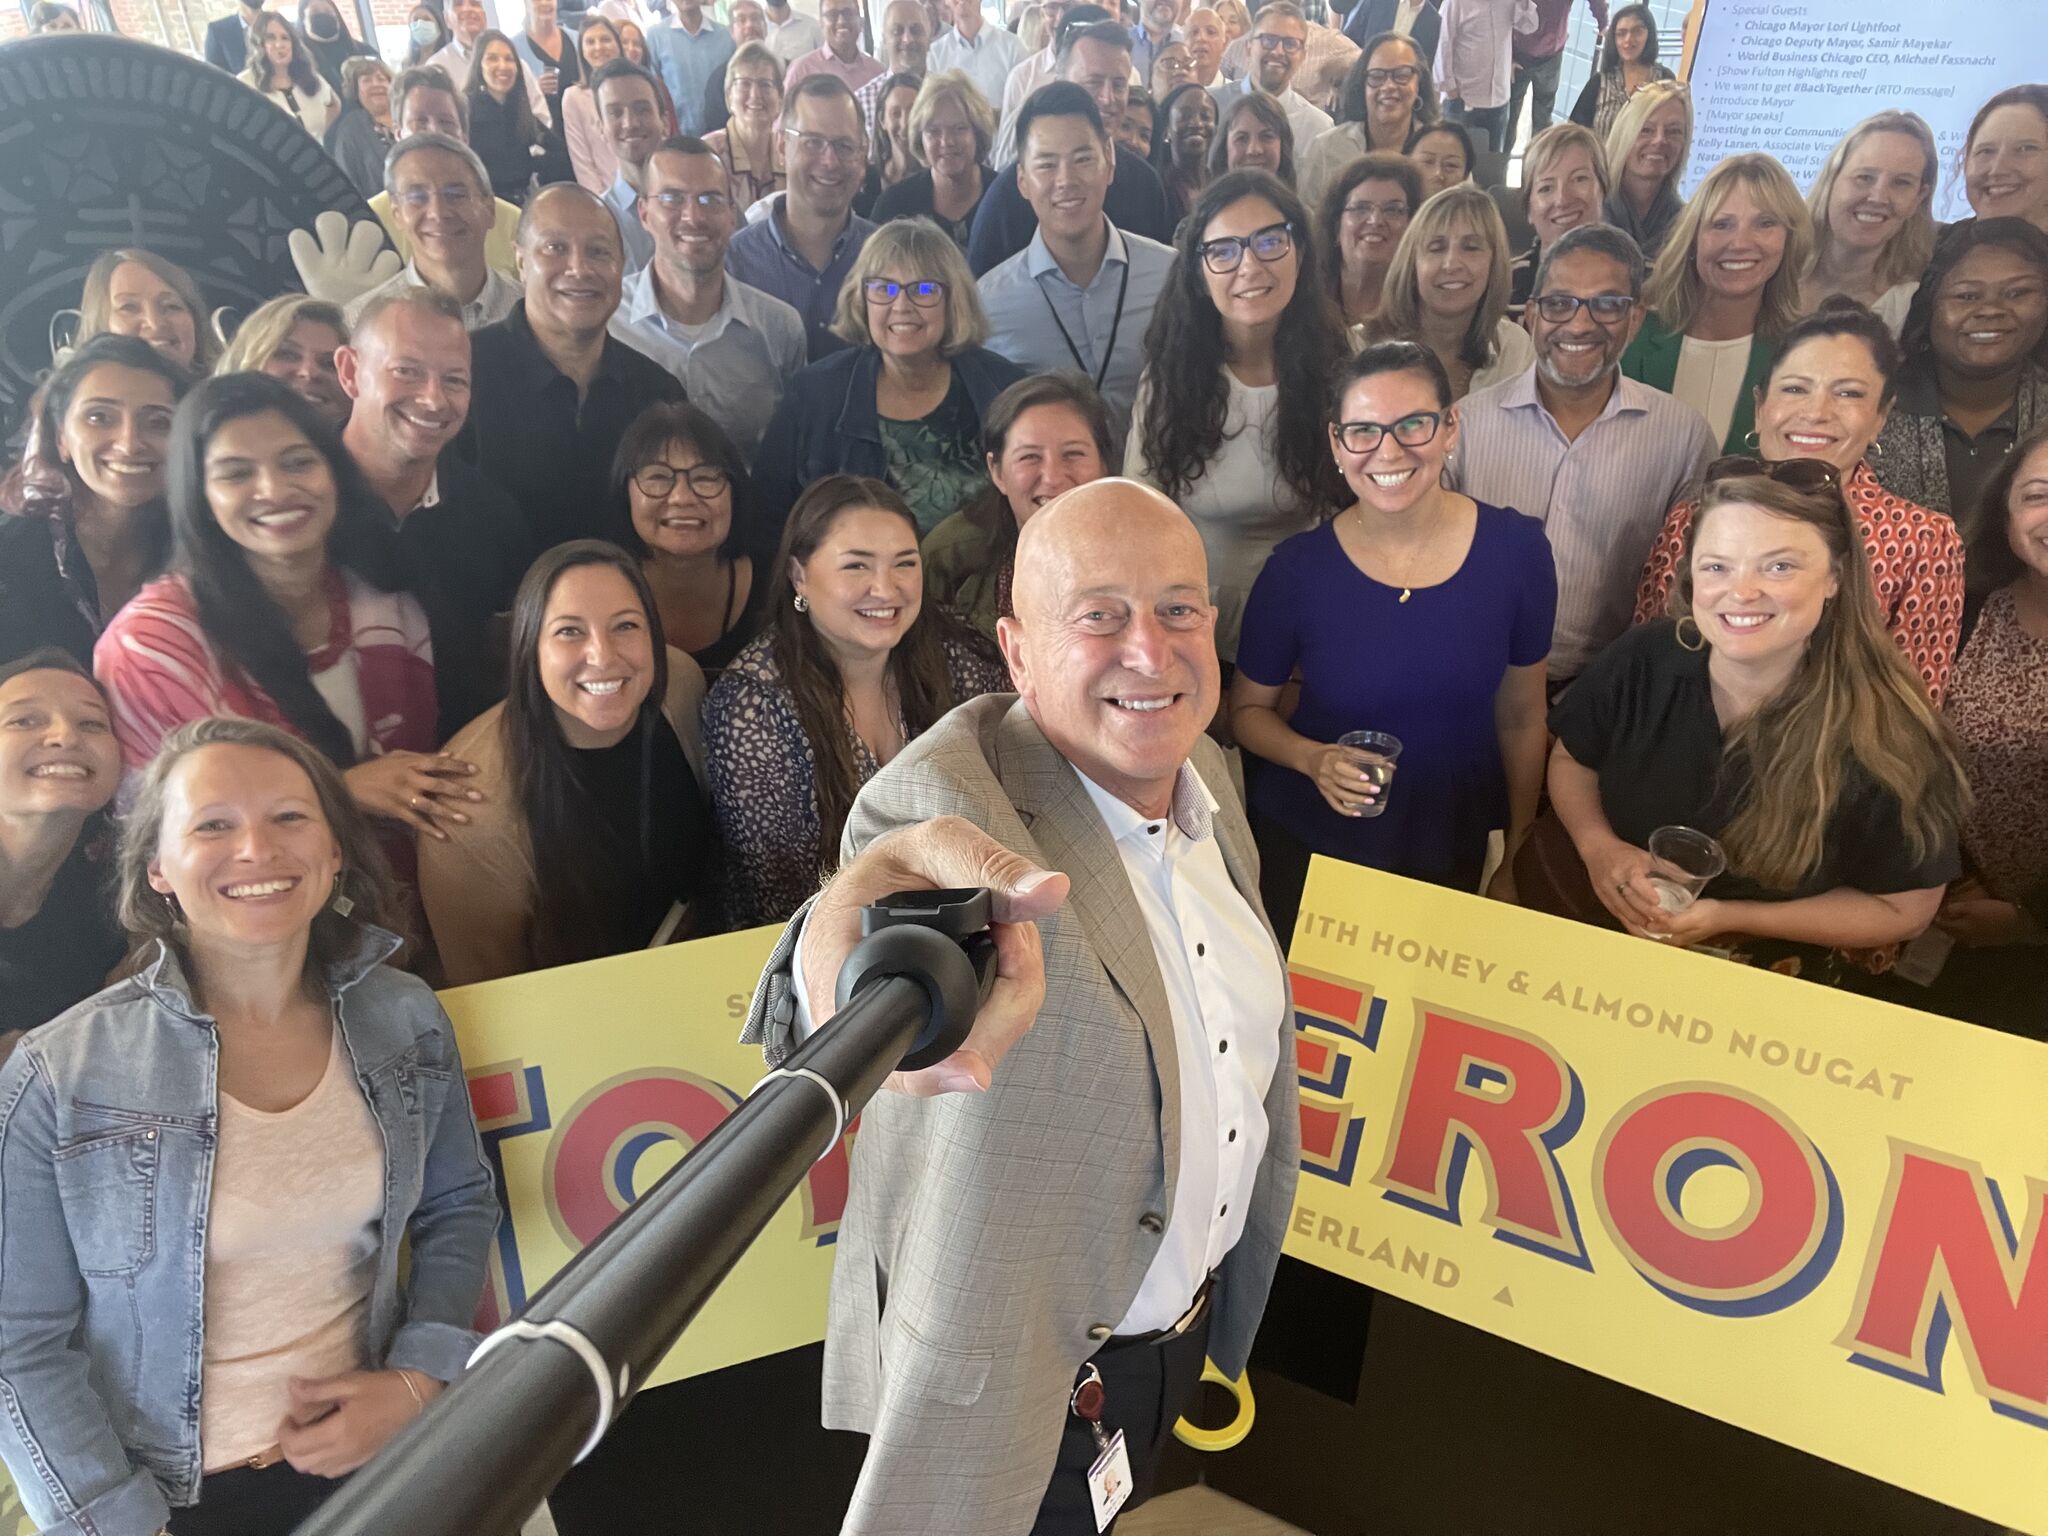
top-left (1635, 297), bottom-right (1965, 703)
top-left (703, 475), bottom-right (1007, 927)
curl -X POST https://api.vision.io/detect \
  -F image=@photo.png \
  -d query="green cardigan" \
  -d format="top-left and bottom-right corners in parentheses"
top-left (1620, 314), bottom-right (1776, 454)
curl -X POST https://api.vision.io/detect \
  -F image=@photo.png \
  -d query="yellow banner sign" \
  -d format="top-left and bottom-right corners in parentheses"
top-left (1283, 857), bottom-right (2048, 1534)
top-left (446, 925), bottom-right (826, 1387)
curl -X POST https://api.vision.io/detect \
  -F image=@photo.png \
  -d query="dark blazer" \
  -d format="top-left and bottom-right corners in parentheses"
top-left (203, 9), bottom-right (250, 72)
top-left (1620, 313), bottom-right (1774, 453)
top-left (750, 344), bottom-right (1027, 531)
top-left (1343, 0), bottom-right (1441, 63)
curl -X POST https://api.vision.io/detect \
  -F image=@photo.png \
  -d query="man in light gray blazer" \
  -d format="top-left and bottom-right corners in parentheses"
top-left (744, 480), bottom-right (1299, 1534)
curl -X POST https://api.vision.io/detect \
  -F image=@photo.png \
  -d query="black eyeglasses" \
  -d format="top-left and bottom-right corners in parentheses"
top-left (1332, 412), bottom-right (1442, 454)
top-left (650, 188), bottom-right (731, 213)
top-left (862, 278), bottom-right (948, 307)
top-left (633, 462), bottom-right (731, 498)
top-left (1362, 65), bottom-right (1418, 87)
top-left (1702, 456), bottom-right (1841, 492)
top-left (1253, 31), bottom-right (1302, 52)
top-left (1198, 219), bottom-right (1294, 274)
top-left (1531, 292), bottom-right (1636, 324)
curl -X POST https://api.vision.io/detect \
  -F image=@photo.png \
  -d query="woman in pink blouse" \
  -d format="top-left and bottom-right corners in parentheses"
top-left (95, 375), bottom-right (478, 843)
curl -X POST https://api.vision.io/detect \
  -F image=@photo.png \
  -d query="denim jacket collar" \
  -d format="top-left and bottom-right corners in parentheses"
top-left (133, 924), bottom-right (405, 1021)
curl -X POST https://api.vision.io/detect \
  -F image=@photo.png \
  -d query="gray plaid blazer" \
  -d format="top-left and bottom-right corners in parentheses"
top-left (742, 694), bottom-right (1299, 1535)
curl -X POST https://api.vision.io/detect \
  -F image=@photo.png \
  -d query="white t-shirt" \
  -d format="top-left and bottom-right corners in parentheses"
top-left (1672, 332), bottom-right (1754, 448)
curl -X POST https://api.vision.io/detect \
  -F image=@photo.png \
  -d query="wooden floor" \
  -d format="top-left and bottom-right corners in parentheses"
top-left (1121, 1486), bottom-right (1311, 1535)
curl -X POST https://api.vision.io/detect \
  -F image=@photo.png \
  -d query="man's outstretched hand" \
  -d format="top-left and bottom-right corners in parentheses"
top-left (802, 816), bottom-right (1070, 1097)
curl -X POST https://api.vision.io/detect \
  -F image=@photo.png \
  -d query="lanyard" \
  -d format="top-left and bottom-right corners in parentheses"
top-left (1040, 253), bottom-right (1131, 395)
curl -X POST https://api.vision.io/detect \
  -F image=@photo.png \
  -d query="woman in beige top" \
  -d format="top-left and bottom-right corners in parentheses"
top-left (421, 541), bottom-right (717, 985)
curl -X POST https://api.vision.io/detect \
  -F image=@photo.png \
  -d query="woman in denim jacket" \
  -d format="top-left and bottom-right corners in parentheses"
top-left (0, 716), bottom-right (498, 1536)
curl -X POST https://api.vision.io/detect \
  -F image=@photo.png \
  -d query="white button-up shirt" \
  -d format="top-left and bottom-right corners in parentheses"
top-left (1433, 0), bottom-right (1538, 110)
top-left (608, 266), bottom-right (808, 456)
top-left (1074, 763), bottom-right (1284, 1335)
top-left (928, 22), bottom-right (1027, 117)
top-left (785, 758), bottom-right (1284, 1337)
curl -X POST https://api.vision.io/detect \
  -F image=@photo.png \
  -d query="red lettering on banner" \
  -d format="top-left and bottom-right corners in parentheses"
top-left (1372, 1005), bottom-right (1590, 1267)
top-left (542, 1069), bottom-right (852, 1253)
top-left (1593, 1084), bottom-right (1840, 1314)
top-left (1838, 1143), bottom-right (2048, 1426)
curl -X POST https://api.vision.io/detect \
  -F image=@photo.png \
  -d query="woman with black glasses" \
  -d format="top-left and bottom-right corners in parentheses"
top-left (1128, 169), bottom-right (1348, 666)
top-left (1231, 342), bottom-right (1554, 933)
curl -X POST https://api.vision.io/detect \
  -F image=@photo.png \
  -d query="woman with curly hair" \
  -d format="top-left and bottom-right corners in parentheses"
top-left (1128, 168), bottom-right (1348, 663)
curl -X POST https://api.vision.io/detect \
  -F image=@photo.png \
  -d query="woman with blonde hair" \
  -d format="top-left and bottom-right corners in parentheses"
top-left (1016, 2), bottom-right (1049, 55)
top-left (1508, 121), bottom-right (1608, 314)
top-left (1543, 460), bottom-right (1967, 985)
top-left (1622, 152), bottom-right (1814, 452)
top-left (1601, 77), bottom-right (1690, 261)
top-left (701, 41), bottom-right (786, 209)
top-left (77, 247), bottom-right (220, 373)
top-left (215, 295), bottom-right (350, 428)
top-left (1367, 183), bottom-right (1532, 399)
top-left (752, 218), bottom-right (1026, 532)
top-left (1214, 0), bottom-right (1250, 45)
top-left (873, 71), bottom-right (998, 248)
top-left (1798, 110), bottom-right (1937, 334)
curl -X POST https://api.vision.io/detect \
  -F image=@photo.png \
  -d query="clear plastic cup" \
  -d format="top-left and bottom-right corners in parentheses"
top-left (1337, 730), bottom-right (1403, 819)
top-left (1646, 825), bottom-right (1726, 915)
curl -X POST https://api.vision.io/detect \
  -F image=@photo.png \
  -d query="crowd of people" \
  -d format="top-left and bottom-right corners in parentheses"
top-left (2, 0), bottom-right (2046, 1528)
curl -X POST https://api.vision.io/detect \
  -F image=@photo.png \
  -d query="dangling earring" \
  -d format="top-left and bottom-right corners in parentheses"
top-left (793, 593), bottom-right (810, 613)
top-left (330, 872), bottom-right (355, 918)
top-left (1674, 615), bottom-right (1707, 652)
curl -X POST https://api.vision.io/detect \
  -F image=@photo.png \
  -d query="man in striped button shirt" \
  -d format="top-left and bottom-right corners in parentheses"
top-left (1446, 224), bottom-right (1716, 685)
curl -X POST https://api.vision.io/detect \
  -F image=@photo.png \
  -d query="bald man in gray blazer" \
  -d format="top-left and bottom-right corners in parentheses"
top-left (745, 480), bottom-right (1299, 1534)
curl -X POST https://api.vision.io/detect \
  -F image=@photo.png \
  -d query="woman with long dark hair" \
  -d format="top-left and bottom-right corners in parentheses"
top-left (465, 29), bottom-right (570, 204)
top-left (404, 1), bottom-right (450, 68)
top-left (1318, 152), bottom-right (1420, 331)
top-left (0, 335), bottom-right (188, 666)
top-left (242, 12), bottom-right (342, 139)
top-left (1129, 168), bottom-right (1348, 663)
top-left (1543, 461), bottom-right (1968, 984)
top-left (704, 475), bottom-right (1008, 927)
top-left (1566, 2), bottom-right (1672, 141)
top-left (92, 373), bottom-right (476, 844)
top-left (921, 372), bottom-right (1117, 641)
top-left (1208, 89), bottom-right (1295, 188)
top-left (562, 15), bottom-right (625, 190)
top-left (0, 716), bottom-right (495, 1536)
top-left (420, 541), bottom-right (717, 983)
top-left (296, 0), bottom-right (377, 97)
top-left (612, 401), bottom-right (769, 677)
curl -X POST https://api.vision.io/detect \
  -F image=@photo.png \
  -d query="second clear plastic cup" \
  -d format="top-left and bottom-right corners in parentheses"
top-left (1646, 825), bottom-right (1726, 914)
top-left (1337, 730), bottom-right (1403, 819)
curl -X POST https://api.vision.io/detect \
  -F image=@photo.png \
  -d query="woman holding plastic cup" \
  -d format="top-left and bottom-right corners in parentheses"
top-left (1232, 340), bottom-right (1555, 939)
top-left (1545, 458), bottom-right (1969, 983)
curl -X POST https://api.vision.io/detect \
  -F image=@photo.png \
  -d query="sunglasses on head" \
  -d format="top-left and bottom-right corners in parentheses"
top-left (1703, 456), bottom-right (1841, 493)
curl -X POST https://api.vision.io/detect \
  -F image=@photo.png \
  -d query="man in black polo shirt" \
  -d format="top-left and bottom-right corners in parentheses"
top-left (966, 18), bottom-right (1172, 275)
top-left (339, 288), bottom-right (536, 728)
top-left (463, 183), bottom-right (685, 553)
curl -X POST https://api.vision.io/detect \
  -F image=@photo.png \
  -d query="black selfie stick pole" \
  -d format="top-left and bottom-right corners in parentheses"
top-left (296, 902), bottom-right (990, 1536)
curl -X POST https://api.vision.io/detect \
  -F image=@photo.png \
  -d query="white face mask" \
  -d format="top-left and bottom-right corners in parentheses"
top-left (410, 16), bottom-right (440, 45)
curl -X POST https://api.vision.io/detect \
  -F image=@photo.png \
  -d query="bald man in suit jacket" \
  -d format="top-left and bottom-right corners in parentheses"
top-left (745, 481), bottom-right (1299, 1534)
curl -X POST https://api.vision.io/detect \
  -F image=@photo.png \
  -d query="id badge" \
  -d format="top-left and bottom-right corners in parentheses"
top-left (1087, 1428), bottom-right (1133, 1532)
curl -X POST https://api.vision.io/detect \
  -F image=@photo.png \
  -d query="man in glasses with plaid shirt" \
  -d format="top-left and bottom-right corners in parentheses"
top-left (1206, 1), bottom-right (1332, 152)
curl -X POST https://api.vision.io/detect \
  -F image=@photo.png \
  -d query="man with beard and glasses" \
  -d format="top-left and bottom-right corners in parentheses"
top-left (1446, 223), bottom-right (1714, 684)
top-left (1208, 2), bottom-right (1331, 152)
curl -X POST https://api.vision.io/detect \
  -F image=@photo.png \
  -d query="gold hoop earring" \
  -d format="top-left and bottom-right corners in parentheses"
top-left (1674, 615), bottom-right (1707, 652)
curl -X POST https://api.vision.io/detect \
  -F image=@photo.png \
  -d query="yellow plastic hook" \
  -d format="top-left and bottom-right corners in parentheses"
top-left (1171, 1358), bottom-right (1256, 1451)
